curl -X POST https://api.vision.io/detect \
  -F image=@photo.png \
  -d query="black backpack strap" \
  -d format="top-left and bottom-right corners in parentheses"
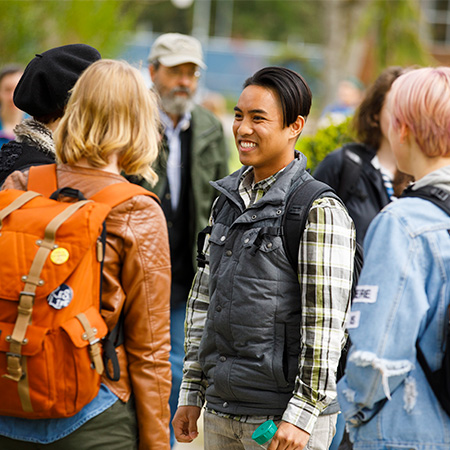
top-left (282, 178), bottom-right (337, 274)
top-left (338, 144), bottom-right (366, 203)
top-left (401, 185), bottom-right (450, 215)
top-left (283, 178), bottom-right (364, 383)
top-left (403, 184), bottom-right (450, 414)
top-left (102, 309), bottom-right (124, 382)
top-left (415, 306), bottom-right (450, 416)
top-left (196, 194), bottom-right (227, 268)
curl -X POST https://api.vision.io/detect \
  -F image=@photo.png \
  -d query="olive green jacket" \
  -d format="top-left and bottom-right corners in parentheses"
top-left (137, 104), bottom-right (229, 266)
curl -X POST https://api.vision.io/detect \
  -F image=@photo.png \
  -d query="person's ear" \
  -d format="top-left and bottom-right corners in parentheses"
top-left (149, 64), bottom-right (156, 82)
top-left (290, 115), bottom-right (305, 139)
top-left (399, 123), bottom-right (409, 144)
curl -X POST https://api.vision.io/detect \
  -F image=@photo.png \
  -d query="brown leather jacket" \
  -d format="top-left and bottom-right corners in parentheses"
top-left (3, 165), bottom-right (172, 450)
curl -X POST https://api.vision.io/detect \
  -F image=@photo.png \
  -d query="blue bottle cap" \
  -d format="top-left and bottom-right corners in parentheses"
top-left (252, 420), bottom-right (277, 445)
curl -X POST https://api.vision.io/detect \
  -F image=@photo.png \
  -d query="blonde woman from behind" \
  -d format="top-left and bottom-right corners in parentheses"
top-left (0, 59), bottom-right (171, 450)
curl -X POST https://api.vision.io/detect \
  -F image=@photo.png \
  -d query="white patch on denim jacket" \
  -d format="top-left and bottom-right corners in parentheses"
top-left (346, 311), bottom-right (360, 329)
top-left (353, 285), bottom-right (379, 303)
top-left (349, 351), bottom-right (414, 400)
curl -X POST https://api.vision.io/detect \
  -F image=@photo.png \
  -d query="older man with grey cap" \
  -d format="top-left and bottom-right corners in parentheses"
top-left (134, 33), bottom-right (228, 447)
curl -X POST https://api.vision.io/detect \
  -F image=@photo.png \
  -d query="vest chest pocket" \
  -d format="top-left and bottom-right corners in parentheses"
top-left (209, 223), bottom-right (230, 247)
top-left (242, 228), bottom-right (282, 255)
top-left (210, 224), bottom-right (283, 257)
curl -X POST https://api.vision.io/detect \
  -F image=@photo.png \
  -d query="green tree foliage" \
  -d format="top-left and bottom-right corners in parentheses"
top-left (220, 0), bottom-right (324, 43)
top-left (296, 117), bottom-right (355, 172)
top-left (356, 0), bottom-right (433, 72)
top-left (0, 1), bottom-right (139, 66)
top-left (136, 0), bottom-right (325, 44)
top-left (133, 0), bottom-right (193, 35)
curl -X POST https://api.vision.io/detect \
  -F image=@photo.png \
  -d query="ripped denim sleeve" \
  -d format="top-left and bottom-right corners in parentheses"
top-left (341, 350), bottom-right (417, 423)
top-left (347, 351), bottom-right (414, 399)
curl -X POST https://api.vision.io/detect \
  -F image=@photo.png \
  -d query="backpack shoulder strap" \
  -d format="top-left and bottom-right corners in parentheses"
top-left (28, 164), bottom-right (160, 207)
top-left (282, 178), bottom-right (337, 273)
top-left (337, 144), bottom-right (365, 202)
top-left (90, 182), bottom-right (160, 208)
top-left (27, 164), bottom-right (57, 197)
top-left (211, 193), bottom-right (227, 221)
top-left (401, 185), bottom-right (450, 216)
top-left (196, 193), bottom-right (227, 268)
top-left (403, 184), bottom-right (450, 414)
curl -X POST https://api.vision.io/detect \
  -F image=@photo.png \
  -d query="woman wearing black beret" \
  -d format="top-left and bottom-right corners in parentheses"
top-left (0, 44), bottom-right (101, 186)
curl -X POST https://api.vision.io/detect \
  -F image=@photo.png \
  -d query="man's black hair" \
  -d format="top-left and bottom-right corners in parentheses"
top-left (243, 66), bottom-right (312, 128)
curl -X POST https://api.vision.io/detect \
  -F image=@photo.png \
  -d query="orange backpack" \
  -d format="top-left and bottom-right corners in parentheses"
top-left (0, 164), bottom-right (158, 419)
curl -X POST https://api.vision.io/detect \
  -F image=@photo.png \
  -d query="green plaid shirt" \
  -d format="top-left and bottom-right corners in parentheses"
top-left (179, 166), bottom-right (356, 434)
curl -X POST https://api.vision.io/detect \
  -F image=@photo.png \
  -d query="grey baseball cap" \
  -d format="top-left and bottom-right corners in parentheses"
top-left (148, 33), bottom-right (206, 69)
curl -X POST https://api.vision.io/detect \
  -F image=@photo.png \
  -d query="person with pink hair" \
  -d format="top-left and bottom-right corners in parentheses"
top-left (337, 66), bottom-right (450, 449)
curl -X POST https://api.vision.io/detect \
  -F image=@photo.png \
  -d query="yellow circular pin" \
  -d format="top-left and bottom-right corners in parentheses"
top-left (50, 247), bottom-right (70, 265)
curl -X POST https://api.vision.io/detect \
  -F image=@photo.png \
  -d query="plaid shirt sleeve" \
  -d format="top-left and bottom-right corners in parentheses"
top-left (178, 213), bottom-right (213, 408)
top-left (282, 196), bottom-right (356, 434)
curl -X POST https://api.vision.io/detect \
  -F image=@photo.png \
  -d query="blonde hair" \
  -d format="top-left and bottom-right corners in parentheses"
top-left (390, 66), bottom-right (450, 158)
top-left (54, 59), bottom-right (159, 185)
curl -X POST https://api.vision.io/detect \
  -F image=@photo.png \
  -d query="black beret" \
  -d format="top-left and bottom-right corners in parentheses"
top-left (14, 44), bottom-right (101, 118)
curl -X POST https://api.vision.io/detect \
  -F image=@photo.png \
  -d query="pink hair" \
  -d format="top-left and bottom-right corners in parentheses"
top-left (390, 67), bottom-right (450, 157)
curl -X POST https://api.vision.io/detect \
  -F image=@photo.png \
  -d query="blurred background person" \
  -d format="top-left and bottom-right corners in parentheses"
top-left (318, 77), bottom-right (365, 128)
top-left (0, 64), bottom-right (24, 147)
top-left (130, 32), bottom-right (229, 447)
top-left (314, 66), bottom-right (413, 245)
top-left (201, 90), bottom-right (227, 120)
top-left (0, 44), bottom-right (101, 186)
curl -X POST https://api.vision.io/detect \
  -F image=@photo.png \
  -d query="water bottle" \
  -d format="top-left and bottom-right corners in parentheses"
top-left (252, 420), bottom-right (277, 446)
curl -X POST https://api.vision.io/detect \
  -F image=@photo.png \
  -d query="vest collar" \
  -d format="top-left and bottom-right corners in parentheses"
top-left (211, 151), bottom-right (308, 210)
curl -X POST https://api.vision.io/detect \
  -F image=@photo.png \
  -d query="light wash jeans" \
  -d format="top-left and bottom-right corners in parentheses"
top-left (204, 410), bottom-right (337, 450)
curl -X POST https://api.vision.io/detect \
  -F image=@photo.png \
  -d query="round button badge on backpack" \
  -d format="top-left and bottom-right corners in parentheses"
top-left (50, 247), bottom-right (70, 265)
top-left (47, 284), bottom-right (73, 309)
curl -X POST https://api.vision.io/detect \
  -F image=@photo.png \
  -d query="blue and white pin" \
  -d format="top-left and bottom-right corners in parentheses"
top-left (47, 284), bottom-right (73, 309)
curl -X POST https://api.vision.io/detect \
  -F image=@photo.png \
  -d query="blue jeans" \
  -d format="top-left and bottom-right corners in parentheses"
top-left (203, 410), bottom-right (337, 450)
top-left (169, 303), bottom-right (186, 447)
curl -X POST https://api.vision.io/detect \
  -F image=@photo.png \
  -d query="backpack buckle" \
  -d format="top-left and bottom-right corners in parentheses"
top-left (17, 293), bottom-right (35, 316)
top-left (430, 187), bottom-right (449, 202)
top-left (2, 352), bottom-right (24, 382)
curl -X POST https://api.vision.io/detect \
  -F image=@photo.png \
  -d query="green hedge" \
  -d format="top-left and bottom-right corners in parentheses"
top-left (296, 117), bottom-right (355, 172)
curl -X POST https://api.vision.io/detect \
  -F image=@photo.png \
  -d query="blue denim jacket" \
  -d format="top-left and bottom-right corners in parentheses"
top-left (338, 168), bottom-right (450, 450)
top-left (0, 384), bottom-right (117, 443)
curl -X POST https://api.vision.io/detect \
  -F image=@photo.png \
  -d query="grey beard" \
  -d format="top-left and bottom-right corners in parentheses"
top-left (160, 93), bottom-right (195, 117)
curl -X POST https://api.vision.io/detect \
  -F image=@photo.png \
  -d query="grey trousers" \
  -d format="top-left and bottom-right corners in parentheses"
top-left (204, 410), bottom-right (338, 450)
top-left (0, 398), bottom-right (138, 450)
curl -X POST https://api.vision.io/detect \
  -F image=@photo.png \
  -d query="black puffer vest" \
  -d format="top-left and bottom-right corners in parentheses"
top-left (199, 155), bottom-right (311, 416)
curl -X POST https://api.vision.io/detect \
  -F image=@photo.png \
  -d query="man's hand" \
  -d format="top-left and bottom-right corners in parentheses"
top-left (268, 421), bottom-right (310, 450)
top-left (172, 405), bottom-right (201, 443)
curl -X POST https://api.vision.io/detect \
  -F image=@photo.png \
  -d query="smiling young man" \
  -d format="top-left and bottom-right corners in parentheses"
top-left (173, 67), bottom-right (356, 450)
